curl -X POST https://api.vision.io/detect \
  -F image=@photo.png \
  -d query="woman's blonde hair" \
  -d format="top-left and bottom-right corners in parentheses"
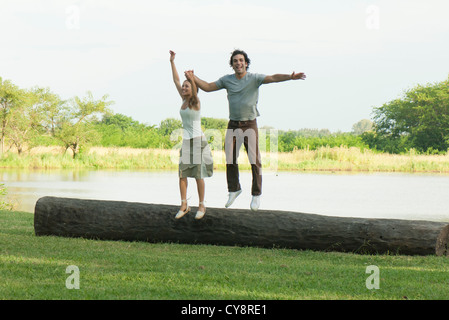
top-left (183, 79), bottom-right (199, 109)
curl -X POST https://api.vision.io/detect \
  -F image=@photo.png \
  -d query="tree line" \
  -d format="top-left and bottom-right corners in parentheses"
top-left (1, 75), bottom-right (448, 157)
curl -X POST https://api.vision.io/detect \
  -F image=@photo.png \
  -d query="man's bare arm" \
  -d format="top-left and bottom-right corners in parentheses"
top-left (263, 72), bottom-right (306, 84)
top-left (193, 75), bottom-right (219, 92)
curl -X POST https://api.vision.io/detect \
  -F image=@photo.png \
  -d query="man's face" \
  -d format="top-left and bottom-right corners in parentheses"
top-left (232, 54), bottom-right (248, 75)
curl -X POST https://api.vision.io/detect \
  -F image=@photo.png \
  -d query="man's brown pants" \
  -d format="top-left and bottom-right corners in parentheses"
top-left (225, 119), bottom-right (262, 196)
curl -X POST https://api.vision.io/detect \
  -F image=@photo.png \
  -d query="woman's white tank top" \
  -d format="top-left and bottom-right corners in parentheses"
top-left (180, 104), bottom-right (203, 139)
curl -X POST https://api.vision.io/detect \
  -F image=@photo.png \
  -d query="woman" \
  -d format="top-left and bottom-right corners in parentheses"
top-left (170, 50), bottom-right (213, 219)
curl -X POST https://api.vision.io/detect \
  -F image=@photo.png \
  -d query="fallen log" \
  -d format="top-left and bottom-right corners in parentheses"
top-left (34, 196), bottom-right (449, 256)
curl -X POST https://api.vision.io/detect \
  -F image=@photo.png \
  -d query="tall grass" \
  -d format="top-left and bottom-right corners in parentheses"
top-left (1, 146), bottom-right (449, 172)
top-left (0, 147), bottom-right (178, 170)
top-left (0, 184), bottom-right (13, 211)
top-left (275, 146), bottom-right (449, 172)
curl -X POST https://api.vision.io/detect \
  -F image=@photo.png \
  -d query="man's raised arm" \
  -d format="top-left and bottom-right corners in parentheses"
top-left (263, 72), bottom-right (306, 84)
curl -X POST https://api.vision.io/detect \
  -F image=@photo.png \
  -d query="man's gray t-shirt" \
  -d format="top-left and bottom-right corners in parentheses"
top-left (215, 72), bottom-right (266, 121)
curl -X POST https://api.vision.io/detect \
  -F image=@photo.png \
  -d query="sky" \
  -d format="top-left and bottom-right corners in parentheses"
top-left (1, 0), bottom-right (449, 132)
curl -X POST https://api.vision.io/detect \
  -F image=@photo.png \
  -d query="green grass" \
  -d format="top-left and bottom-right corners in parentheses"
top-left (1, 211), bottom-right (448, 300)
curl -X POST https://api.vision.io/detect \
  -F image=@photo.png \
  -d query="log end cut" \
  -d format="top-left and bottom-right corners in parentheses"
top-left (436, 225), bottom-right (449, 256)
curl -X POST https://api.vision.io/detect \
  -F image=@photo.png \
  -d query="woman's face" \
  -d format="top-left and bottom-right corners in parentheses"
top-left (182, 81), bottom-right (192, 97)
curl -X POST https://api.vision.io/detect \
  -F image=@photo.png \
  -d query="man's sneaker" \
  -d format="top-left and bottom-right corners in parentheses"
top-left (225, 190), bottom-right (242, 208)
top-left (250, 196), bottom-right (261, 211)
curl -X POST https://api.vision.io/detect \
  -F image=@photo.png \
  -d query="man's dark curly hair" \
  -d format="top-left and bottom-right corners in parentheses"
top-left (229, 49), bottom-right (251, 70)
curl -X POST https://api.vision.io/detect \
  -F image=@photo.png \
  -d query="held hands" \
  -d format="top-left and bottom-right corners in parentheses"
top-left (291, 72), bottom-right (306, 80)
top-left (184, 70), bottom-right (195, 81)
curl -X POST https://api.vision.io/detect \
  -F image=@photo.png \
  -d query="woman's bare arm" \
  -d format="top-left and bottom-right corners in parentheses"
top-left (169, 50), bottom-right (183, 97)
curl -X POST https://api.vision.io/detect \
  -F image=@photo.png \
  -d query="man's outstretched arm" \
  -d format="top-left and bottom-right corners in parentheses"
top-left (193, 74), bottom-right (220, 92)
top-left (263, 72), bottom-right (306, 84)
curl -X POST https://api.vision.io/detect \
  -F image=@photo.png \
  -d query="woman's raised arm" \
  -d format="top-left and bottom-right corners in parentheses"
top-left (185, 70), bottom-right (200, 110)
top-left (169, 50), bottom-right (183, 98)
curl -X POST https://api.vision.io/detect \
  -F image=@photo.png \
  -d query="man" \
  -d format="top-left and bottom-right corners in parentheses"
top-left (194, 49), bottom-right (306, 211)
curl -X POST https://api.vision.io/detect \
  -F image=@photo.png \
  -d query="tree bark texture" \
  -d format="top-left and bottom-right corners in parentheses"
top-left (34, 197), bottom-right (449, 256)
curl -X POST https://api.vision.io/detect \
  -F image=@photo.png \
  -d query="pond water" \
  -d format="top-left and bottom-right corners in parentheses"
top-left (1, 169), bottom-right (449, 222)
